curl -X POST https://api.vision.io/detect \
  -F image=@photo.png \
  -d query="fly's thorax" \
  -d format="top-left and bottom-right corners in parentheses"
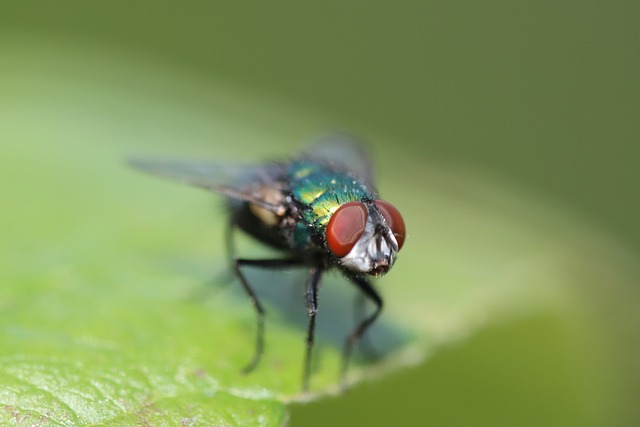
top-left (286, 160), bottom-right (374, 252)
top-left (288, 161), bottom-right (371, 226)
top-left (325, 200), bottom-right (406, 276)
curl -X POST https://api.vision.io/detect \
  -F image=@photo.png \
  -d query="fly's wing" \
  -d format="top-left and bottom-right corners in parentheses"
top-left (303, 133), bottom-right (377, 193)
top-left (129, 158), bottom-right (284, 212)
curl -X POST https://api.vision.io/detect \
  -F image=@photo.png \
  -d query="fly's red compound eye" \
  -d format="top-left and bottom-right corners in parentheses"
top-left (374, 200), bottom-right (406, 249)
top-left (326, 201), bottom-right (368, 257)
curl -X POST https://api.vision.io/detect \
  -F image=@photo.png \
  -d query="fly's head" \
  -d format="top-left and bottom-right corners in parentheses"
top-left (326, 200), bottom-right (406, 276)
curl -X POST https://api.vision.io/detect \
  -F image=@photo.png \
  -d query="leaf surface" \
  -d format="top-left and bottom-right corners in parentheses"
top-left (0, 40), bottom-right (617, 425)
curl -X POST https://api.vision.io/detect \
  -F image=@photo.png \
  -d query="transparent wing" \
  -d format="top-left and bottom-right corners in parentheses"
top-left (303, 132), bottom-right (377, 192)
top-left (129, 158), bottom-right (283, 211)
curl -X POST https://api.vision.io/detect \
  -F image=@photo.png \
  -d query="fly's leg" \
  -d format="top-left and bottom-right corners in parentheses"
top-left (225, 219), bottom-right (239, 277)
top-left (233, 257), bottom-right (302, 374)
top-left (204, 220), bottom-right (237, 288)
top-left (228, 215), bottom-right (305, 372)
top-left (303, 266), bottom-right (323, 391)
top-left (342, 275), bottom-right (383, 389)
top-left (353, 292), bottom-right (380, 360)
top-left (187, 220), bottom-right (238, 302)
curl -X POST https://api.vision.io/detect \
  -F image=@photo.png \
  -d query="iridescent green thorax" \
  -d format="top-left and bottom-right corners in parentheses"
top-left (287, 160), bottom-right (372, 249)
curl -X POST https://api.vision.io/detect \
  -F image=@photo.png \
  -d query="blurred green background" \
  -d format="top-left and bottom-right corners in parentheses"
top-left (1, 1), bottom-right (638, 426)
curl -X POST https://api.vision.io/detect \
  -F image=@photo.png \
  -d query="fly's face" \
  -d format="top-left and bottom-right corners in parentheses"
top-left (326, 200), bottom-right (406, 276)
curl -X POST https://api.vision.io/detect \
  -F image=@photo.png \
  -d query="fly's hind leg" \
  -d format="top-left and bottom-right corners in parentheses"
top-left (233, 257), bottom-right (302, 373)
top-left (227, 220), bottom-right (303, 373)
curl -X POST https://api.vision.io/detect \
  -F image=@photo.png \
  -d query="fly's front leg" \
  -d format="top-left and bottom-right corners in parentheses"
top-left (342, 274), bottom-right (383, 389)
top-left (353, 292), bottom-right (380, 360)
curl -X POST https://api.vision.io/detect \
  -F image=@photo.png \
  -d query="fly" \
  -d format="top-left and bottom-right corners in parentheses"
top-left (130, 134), bottom-right (406, 391)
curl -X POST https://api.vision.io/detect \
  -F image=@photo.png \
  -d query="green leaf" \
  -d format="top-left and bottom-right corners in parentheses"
top-left (2, 39), bottom-right (637, 425)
